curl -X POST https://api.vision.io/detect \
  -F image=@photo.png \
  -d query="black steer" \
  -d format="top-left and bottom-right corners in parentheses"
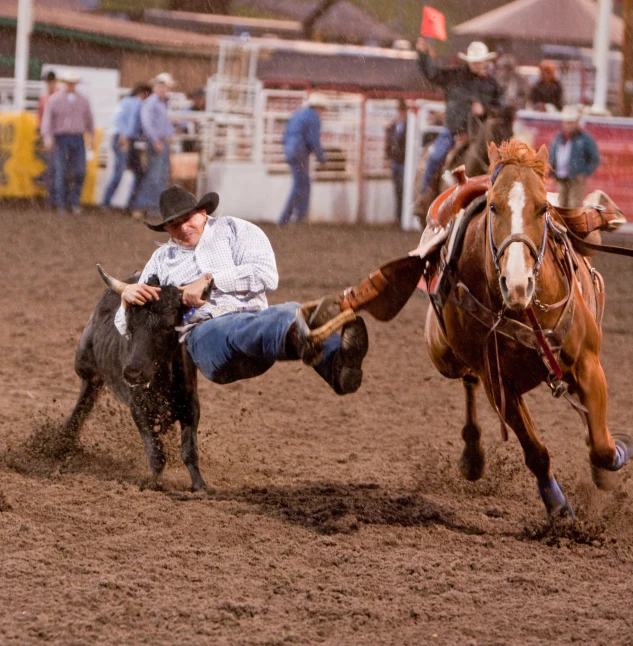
top-left (60, 265), bottom-right (206, 491)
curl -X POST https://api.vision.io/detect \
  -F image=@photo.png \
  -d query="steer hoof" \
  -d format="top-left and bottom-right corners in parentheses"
top-left (138, 475), bottom-right (164, 492)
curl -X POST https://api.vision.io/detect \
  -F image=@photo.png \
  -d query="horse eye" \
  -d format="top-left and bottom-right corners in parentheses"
top-left (489, 203), bottom-right (497, 214)
top-left (538, 205), bottom-right (548, 216)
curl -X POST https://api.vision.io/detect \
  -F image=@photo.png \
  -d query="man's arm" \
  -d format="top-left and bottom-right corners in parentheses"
top-left (113, 256), bottom-right (161, 336)
top-left (584, 134), bottom-right (600, 177)
top-left (415, 37), bottom-right (455, 88)
top-left (140, 98), bottom-right (160, 145)
top-left (305, 112), bottom-right (327, 164)
top-left (202, 219), bottom-right (279, 296)
top-left (40, 95), bottom-right (54, 149)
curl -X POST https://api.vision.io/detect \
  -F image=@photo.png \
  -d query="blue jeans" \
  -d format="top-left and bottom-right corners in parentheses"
top-left (279, 157), bottom-right (311, 225)
top-left (132, 140), bottom-right (170, 215)
top-left (391, 162), bottom-right (405, 224)
top-left (421, 127), bottom-right (454, 192)
top-left (102, 135), bottom-right (144, 208)
top-left (53, 134), bottom-right (86, 210)
top-left (186, 303), bottom-right (340, 386)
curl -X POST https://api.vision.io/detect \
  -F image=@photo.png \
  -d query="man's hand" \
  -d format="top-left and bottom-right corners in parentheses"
top-left (416, 37), bottom-right (429, 54)
top-left (472, 102), bottom-right (485, 117)
top-left (118, 136), bottom-right (129, 152)
top-left (121, 283), bottom-right (161, 308)
top-left (178, 275), bottom-right (213, 308)
top-left (153, 139), bottom-right (164, 153)
top-left (44, 138), bottom-right (54, 151)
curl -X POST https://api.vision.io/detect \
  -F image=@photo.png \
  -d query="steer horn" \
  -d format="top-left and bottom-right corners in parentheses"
top-left (97, 264), bottom-right (128, 295)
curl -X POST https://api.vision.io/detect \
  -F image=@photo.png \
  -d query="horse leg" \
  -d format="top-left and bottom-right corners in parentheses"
top-left (424, 309), bottom-right (486, 478)
top-left (575, 352), bottom-right (632, 488)
top-left (500, 386), bottom-right (574, 519)
top-left (458, 375), bottom-right (486, 480)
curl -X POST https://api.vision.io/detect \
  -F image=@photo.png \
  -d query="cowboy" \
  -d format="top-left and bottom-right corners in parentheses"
top-left (415, 38), bottom-right (503, 209)
top-left (131, 72), bottom-right (176, 221)
top-left (115, 186), bottom-right (369, 394)
top-left (549, 106), bottom-right (600, 208)
top-left (40, 70), bottom-right (95, 214)
top-left (385, 99), bottom-right (408, 224)
top-left (278, 92), bottom-right (328, 226)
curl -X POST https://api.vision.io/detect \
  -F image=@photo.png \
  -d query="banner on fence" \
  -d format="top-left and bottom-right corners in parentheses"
top-left (0, 112), bottom-right (101, 204)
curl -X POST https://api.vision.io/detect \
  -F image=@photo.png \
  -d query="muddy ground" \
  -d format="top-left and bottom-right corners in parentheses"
top-left (1, 204), bottom-right (633, 645)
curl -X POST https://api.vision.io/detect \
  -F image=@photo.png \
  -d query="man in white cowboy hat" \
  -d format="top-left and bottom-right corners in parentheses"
top-left (131, 72), bottom-right (176, 220)
top-left (278, 92), bottom-right (328, 226)
top-left (40, 69), bottom-right (94, 214)
top-left (115, 185), bottom-right (369, 395)
top-left (415, 38), bottom-right (503, 208)
top-left (549, 105), bottom-right (600, 208)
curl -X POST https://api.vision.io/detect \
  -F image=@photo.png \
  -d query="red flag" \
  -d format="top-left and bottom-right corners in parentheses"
top-left (421, 6), bottom-right (447, 41)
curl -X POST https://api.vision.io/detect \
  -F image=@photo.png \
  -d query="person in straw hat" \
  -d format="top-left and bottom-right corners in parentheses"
top-left (549, 105), bottom-right (600, 208)
top-left (115, 185), bottom-right (369, 395)
top-left (278, 92), bottom-right (328, 226)
top-left (414, 37), bottom-right (503, 211)
top-left (40, 69), bottom-right (94, 214)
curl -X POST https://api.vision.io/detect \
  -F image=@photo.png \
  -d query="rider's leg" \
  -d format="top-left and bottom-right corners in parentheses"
top-left (420, 127), bottom-right (454, 193)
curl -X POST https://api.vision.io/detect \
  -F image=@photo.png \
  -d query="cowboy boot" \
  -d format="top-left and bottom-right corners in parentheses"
top-left (307, 296), bottom-right (369, 395)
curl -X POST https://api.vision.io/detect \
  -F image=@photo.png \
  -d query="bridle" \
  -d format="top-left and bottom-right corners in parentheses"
top-left (487, 209), bottom-right (550, 278)
top-left (487, 164), bottom-right (551, 278)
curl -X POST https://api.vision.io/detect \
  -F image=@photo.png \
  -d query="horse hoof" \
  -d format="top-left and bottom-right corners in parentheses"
top-left (591, 464), bottom-right (619, 491)
top-left (538, 477), bottom-right (574, 520)
top-left (458, 448), bottom-right (485, 481)
top-left (610, 434), bottom-right (633, 470)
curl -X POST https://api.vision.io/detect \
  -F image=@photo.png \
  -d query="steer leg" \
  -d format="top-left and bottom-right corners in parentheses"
top-left (59, 376), bottom-right (103, 454)
top-left (174, 355), bottom-right (207, 492)
top-left (131, 408), bottom-right (166, 490)
top-left (458, 375), bottom-right (486, 481)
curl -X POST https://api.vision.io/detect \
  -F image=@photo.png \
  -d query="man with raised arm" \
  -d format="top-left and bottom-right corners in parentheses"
top-left (415, 38), bottom-right (503, 209)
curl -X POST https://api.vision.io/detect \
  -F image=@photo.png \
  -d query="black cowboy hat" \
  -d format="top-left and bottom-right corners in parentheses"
top-left (145, 185), bottom-right (220, 231)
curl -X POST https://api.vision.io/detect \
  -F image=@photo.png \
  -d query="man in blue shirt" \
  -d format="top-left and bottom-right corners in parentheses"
top-left (101, 83), bottom-right (151, 210)
top-left (278, 93), bottom-right (328, 226)
top-left (132, 73), bottom-right (176, 220)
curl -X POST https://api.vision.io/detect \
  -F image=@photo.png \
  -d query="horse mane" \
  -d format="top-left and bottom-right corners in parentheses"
top-left (488, 140), bottom-right (548, 178)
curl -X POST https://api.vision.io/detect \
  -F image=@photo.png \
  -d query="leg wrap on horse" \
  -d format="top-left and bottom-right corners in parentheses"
top-left (537, 476), bottom-right (574, 519)
top-left (603, 435), bottom-right (632, 471)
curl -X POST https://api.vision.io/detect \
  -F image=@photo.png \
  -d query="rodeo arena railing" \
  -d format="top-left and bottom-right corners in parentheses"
top-left (2, 72), bottom-right (633, 228)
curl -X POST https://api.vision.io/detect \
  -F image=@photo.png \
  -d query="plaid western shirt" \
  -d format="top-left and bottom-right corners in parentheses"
top-left (114, 215), bottom-right (278, 337)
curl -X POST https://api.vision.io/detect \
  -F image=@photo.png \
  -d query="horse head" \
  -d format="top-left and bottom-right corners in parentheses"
top-left (486, 140), bottom-right (550, 310)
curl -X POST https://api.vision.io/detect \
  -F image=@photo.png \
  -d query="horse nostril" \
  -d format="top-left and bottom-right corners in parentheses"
top-left (499, 275), bottom-right (509, 296)
top-left (527, 277), bottom-right (535, 298)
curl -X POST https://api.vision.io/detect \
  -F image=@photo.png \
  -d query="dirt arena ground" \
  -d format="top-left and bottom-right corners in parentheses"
top-left (2, 204), bottom-right (633, 645)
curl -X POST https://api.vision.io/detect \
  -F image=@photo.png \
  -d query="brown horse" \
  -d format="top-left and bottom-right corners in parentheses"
top-left (424, 139), bottom-right (632, 519)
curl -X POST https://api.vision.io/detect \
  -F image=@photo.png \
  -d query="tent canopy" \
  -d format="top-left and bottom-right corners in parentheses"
top-left (453, 0), bottom-right (623, 48)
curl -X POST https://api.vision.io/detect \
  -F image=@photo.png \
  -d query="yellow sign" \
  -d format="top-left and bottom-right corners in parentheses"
top-left (0, 112), bottom-right (101, 204)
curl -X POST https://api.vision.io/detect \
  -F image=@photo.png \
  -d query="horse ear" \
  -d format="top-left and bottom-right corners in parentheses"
top-left (536, 144), bottom-right (549, 165)
top-left (488, 142), bottom-right (500, 168)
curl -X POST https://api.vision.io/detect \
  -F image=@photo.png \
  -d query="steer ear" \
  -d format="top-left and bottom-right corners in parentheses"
top-left (97, 264), bottom-right (129, 295)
